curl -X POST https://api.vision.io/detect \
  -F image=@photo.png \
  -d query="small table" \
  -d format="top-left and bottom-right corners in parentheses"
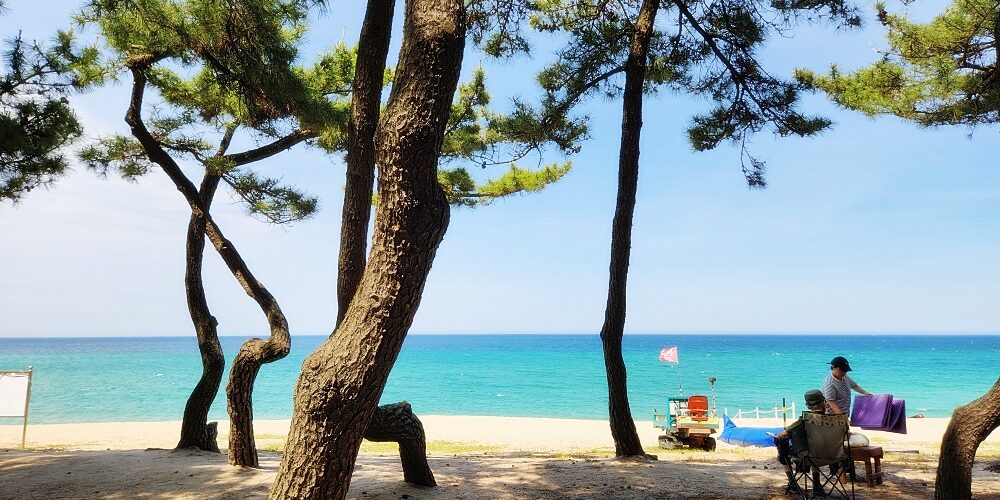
top-left (849, 445), bottom-right (884, 486)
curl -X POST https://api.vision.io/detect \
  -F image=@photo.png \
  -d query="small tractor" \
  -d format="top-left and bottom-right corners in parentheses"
top-left (653, 377), bottom-right (720, 451)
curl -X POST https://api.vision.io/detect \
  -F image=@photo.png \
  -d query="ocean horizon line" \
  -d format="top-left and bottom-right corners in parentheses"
top-left (2, 331), bottom-right (1000, 339)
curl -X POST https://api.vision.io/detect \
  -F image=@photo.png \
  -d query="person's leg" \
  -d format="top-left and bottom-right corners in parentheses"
top-left (812, 466), bottom-right (827, 496)
top-left (776, 437), bottom-right (801, 493)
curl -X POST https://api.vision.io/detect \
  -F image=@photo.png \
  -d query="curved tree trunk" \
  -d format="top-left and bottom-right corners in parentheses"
top-left (123, 62), bottom-right (292, 468)
top-left (335, 0), bottom-right (436, 486)
top-left (176, 172), bottom-right (224, 452)
top-left (935, 376), bottom-right (1000, 500)
top-left (270, 1), bottom-right (464, 497)
top-left (599, 0), bottom-right (659, 460)
top-left (365, 402), bottom-right (436, 486)
top-left (227, 332), bottom-right (290, 467)
top-left (336, 0), bottom-right (396, 328)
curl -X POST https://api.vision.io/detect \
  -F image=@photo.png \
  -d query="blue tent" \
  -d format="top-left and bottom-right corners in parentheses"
top-left (717, 415), bottom-right (783, 447)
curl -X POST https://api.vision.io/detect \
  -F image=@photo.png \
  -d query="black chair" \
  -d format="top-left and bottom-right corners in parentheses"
top-left (788, 412), bottom-right (856, 499)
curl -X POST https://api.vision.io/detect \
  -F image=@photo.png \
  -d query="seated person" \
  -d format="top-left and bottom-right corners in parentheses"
top-left (774, 389), bottom-right (827, 494)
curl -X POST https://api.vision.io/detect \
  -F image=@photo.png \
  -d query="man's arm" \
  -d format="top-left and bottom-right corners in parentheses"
top-left (827, 399), bottom-right (844, 415)
top-left (850, 380), bottom-right (871, 396)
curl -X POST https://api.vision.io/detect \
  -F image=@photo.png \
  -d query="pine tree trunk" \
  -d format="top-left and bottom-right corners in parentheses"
top-left (270, 1), bottom-right (464, 497)
top-left (335, 3), bottom-right (436, 487)
top-left (177, 173), bottom-right (224, 452)
top-left (227, 333), bottom-right (291, 467)
top-left (599, 0), bottom-right (659, 460)
top-left (365, 402), bottom-right (436, 486)
top-left (123, 65), bottom-right (292, 468)
top-left (336, 0), bottom-right (396, 328)
top-left (935, 376), bottom-right (1000, 500)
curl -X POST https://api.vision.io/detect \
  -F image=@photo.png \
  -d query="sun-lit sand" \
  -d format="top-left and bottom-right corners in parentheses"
top-left (2, 416), bottom-right (999, 499)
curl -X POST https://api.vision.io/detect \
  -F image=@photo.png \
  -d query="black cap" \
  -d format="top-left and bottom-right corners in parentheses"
top-left (829, 356), bottom-right (852, 372)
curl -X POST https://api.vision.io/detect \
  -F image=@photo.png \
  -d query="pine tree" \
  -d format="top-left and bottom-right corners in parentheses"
top-left (1, 2), bottom-right (86, 203)
top-left (528, 0), bottom-right (861, 456)
top-left (275, 0), bottom-right (586, 494)
top-left (796, 0), bottom-right (998, 127)
top-left (797, 2), bottom-right (999, 497)
top-left (79, 0), bottom-right (583, 477)
top-left (76, 0), bottom-right (341, 465)
top-left (270, 0), bottom-right (467, 496)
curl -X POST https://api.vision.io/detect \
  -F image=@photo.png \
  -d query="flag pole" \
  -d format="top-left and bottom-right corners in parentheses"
top-left (678, 360), bottom-right (683, 396)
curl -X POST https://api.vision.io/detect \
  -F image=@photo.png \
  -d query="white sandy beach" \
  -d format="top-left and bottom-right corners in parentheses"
top-left (2, 416), bottom-right (999, 499)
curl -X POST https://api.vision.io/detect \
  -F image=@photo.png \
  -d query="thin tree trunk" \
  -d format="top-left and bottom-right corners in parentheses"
top-left (270, 1), bottom-right (464, 497)
top-left (599, 0), bottom-right (659, 459)
top-left (176, 172), bottom-right (224, 452)
top-left (124, 61), bottom-right (291, 468)
top-left (935, 376), bottom-right (1000, 500)
top-left (336, 0), bottom-right (396, 328)
top-left (227, 332), bottom-right (290, 467)
top-left (365, 402), bottom-right (435, 486)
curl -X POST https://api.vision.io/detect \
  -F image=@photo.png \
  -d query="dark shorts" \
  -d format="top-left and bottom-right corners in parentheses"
top-left (775, 437), bottom-right (793, 465)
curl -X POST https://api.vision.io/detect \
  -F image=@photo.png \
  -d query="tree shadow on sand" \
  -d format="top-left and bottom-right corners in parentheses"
top-left (1, 448), bottom-right (993, 499)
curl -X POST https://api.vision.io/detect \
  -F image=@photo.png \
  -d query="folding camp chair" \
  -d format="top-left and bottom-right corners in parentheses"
top-left (788, 412), bottom-right (855, 499)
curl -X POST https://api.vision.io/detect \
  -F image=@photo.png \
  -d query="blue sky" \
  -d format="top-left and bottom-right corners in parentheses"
top-left (2, 1), bottom-right (997, 337)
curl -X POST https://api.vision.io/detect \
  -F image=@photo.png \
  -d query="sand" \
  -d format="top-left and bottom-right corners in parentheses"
top-left (2, 416), bottom-right (999, 499)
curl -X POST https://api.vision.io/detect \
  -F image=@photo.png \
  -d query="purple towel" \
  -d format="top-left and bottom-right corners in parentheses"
top-left (851, 394), bottom-right (908, 434)
top-left (852, 394), bottom-right (893, 428)
top-left (886, 399), bottom-right (907, 434)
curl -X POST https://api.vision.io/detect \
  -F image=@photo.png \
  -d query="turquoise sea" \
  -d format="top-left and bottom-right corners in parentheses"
top-left (0, 334), bottom-right (997, 424)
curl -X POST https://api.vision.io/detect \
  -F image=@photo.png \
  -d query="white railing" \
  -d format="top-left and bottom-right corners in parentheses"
top-left (724, 403), bottom-right (796, 419)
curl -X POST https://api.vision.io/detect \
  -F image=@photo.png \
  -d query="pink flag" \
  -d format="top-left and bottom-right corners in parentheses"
top-left (659, 346), bottom-right (678, 363)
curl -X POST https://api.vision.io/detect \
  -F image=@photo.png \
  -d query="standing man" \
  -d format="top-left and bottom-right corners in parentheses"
top-left (822, 356), bottom-right (871, 417)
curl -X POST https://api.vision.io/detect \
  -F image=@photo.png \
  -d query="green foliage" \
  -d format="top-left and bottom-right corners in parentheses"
top-left (445, 68), bottom-right (589, 161)
top-left (79, 136), bottom-right (154, 180)
top-left (440, 162), bottom-right (572, 207)
top-left (80, 1), bottom-right (579, 216)
top-left (224, 169), bottom-right (318, 223)
top-left (1, 20), bottom-right (86, 203)
top-left (75, 0), bottom-right (354, 223)
top-left (529, 0), bottom-right (862, 187)
top-left (79, 0), bottom-right (347, 126)
top-left (437, 168), bottom-right (477, 205)
top-left (477, 162), bottom-right (573, 200)
top-left (797, 0), bottom-right (999, 127)
top-left (0, 99), bottom-right (82, 202)
top-left (467, 0), bottom-right (534, 58)
top-left (434, 66), bottom-right (584, 205)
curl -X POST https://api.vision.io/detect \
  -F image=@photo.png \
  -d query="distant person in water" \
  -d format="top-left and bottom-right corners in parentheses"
top-left (774, 389), bottom-right (828, 494)
top-left (822, 356), bottom-right (871, 418)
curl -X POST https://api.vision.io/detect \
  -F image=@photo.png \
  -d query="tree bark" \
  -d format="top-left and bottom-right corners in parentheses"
top-left (176, 172), bottom-right (224, 452)
top-left (336, 0), bottom-right (396, 328)
top-left (935, 376), bottom-right (1000, 500)
top-left (270, 0), bottom-right (464, 497)
top-left (599, 0), bottom-right (659, 459)
top-left (124, 61), bottom-right (291, 468)
top-left (335, 2), bottom-right (437, 487)
top-left (365, 402), bottom-right (436, 486)
top-left (227, 332), bottom-right (290, 467)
